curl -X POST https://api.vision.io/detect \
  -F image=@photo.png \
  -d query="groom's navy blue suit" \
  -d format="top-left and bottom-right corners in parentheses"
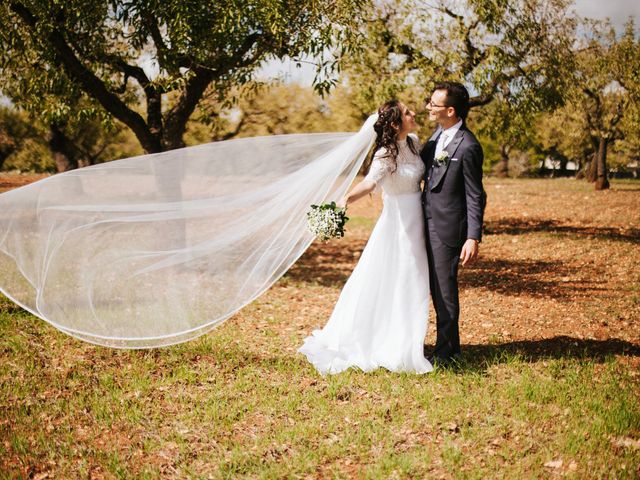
top-left (421, 123), bottom-right (486, 360)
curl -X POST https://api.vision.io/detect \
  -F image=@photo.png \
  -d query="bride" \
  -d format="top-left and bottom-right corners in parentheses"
top-left (298, 100), bottom-right (433, 375)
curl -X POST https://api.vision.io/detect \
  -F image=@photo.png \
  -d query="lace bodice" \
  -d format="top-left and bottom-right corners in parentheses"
top-left (364, 134), bottom-right (424, 195)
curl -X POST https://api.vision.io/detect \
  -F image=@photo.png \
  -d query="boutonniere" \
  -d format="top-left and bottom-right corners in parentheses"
top-left (434, 151), bottom-right (450, 167)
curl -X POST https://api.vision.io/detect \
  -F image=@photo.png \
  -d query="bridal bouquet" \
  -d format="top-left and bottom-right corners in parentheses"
top-left (306, 202), bottom-right (349, 241)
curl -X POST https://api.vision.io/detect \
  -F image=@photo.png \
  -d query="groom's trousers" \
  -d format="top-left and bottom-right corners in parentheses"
top-left (425, 218), bottom-right (462, 359)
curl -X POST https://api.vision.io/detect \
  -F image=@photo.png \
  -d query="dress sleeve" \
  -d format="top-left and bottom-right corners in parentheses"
top-left (364, 149), bottom-right (394, 187)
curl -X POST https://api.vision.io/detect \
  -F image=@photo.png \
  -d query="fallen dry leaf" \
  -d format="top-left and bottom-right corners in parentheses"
top-left (610, 436), bottom-right (640, 450)
top-left (544, 459), bottom-right (563, 469)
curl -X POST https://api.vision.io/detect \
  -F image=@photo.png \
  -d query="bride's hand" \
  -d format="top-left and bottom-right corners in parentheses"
top-left (336, 197), bottom-right (348, 209)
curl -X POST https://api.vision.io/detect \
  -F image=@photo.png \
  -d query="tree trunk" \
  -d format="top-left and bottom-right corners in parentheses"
top-left (585, 153), bottom-right (597, 182)
top-left (558, 156), bottom-right (568, 176)
top-left (0, 149), bottom-right (14, 171)
top-left (0, 131), bottom-right (16, 170)
top-left (162, 68), bottom-right (215, 151)
top-left (496, 143), bottom-right (510, 177)
top-left (595, 136), bottom-right (610, 190)
top-left (48, 124), bottom-right (78, 172)
top-left (547, 146), bottom-right (570, 177)
top-left (575, 154), bottom-right (588, 179)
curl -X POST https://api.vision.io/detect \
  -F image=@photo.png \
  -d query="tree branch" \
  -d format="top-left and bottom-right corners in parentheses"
top-left (442, 5), bottom-right (463, 22)
top-left (143, 12), bottom-right (167, 55)
top-left (111, 57), bottom-right (152, 88)
top-left (469, 94), bottom-right (493, 108)
top-left (107, 56), bottom-right (163, 136)
top-left (139, 10), bottom-right (179, 76)
top-left (469, 74), bottom-right (505, 109)
top-left (440, 5), bottom-right (486, 74)
top-left (10, 2), bottom-right (162, 153)
top-left (377, 15), bottom-right (432, 66)
top-left (163, 66), bottom-right (215, 149)
top-left (139, 18), bottom-right (193, 72)
top-left (610, 97), bottom-right (626, 128)
top-left (163, 33), bottom-right (263, 149)
top-left (220, 112), bottom-right (246, 141)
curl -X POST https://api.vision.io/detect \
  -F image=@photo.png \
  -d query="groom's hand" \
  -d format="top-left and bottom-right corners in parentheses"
top-left (460, 239), bottom-right (479, 266)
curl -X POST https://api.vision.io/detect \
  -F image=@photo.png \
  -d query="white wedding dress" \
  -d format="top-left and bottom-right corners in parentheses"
top-left (298, 135), bottom-right (433, 375)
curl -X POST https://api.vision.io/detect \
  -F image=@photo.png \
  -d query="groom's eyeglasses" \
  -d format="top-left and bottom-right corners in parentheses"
top-left (426, 101), bottom-right (448, 109)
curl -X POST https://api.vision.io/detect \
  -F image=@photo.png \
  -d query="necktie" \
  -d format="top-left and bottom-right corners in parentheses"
top-left (435, 132), bottom-right (448, 163)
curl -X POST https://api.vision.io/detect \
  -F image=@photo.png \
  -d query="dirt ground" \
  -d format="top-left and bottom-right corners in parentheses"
top-left (0, 173), bottom-right (50, 193)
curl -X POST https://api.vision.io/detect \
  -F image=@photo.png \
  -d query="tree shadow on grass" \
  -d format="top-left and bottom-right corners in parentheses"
top-left (425, 336), bottom-right (640, 374)
top-left (288, 238), bottom-right (608, 301)
top-left (485, 218), bottom-right (640, 244)
top-left (459, 257), bottom-right (606, 300)
top-left (228, 338), bottom-right (640, 378)
top-left (284, 239), bottom-right (367, 288)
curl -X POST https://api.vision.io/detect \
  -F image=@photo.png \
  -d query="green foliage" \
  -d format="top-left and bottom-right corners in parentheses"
top-left (560, 18), bottom-right (640, 185)
top-left (3, 137), bottom-right (55, 173)
top-left (572, 22), bottom-right (628, 141)
top-left (0, 106), bottom-right (39, 169)
top-left (468, 18), bottom-right (640, 179)
top-left (0, 103), bottom-right (143, 172)
top-left (332, 0), bottom-right (583, 177)
top-left (0, 0), bottom-right (368, 153)
top-left (191, 82), bottom-right (365, 142)
top-left (341, 0), bottom-right (576, 116)
top-left (0, 106), bottom-right (58, 172)
top-left (1, 82), bottom-right (369, 172)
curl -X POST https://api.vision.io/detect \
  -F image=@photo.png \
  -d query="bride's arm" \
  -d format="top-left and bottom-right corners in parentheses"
top-left (338, 179), bottom-right (376, 208)
top-left (338, 149), bottom-right (393, 208)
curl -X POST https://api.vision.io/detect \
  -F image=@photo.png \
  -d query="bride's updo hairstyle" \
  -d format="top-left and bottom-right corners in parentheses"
top-left (367, 100), bottom-right (418, 174)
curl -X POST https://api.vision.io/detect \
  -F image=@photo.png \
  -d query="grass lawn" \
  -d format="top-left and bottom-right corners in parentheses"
top-left (1, 176), bottom-right (639, 479)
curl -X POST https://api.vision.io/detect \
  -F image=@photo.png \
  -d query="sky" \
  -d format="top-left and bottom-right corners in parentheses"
top-left (573, 0), bottom-right (640, 31)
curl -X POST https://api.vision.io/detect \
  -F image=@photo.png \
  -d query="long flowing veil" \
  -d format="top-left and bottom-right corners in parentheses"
top-left (0, 114), bottom-right (378, 348)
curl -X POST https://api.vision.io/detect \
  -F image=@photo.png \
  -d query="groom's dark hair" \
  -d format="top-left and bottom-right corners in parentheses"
top-left (433, 81), bottom-right (470, 120)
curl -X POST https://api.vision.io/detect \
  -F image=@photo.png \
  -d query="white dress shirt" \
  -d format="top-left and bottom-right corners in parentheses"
top-left (434, 119), bottom-right (463, 159)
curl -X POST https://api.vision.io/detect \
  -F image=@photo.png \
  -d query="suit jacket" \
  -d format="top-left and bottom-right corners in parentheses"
top-left (421, 123), bottom-right (486, 248)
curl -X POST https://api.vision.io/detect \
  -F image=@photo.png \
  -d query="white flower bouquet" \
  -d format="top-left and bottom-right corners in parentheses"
top-left (306, 202), bottom-right (349, 241)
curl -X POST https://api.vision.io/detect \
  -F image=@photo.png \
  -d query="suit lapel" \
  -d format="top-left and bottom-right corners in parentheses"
top-left (421, 127), bottom-right (441, 173)
top-left (444, 129), bottom-right (464, 158)
top-left (429, 127), bottom-right (465, 191)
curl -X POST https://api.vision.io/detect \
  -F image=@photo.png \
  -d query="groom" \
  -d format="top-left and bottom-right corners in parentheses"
top-left (420, 81), bottom-right (486, 365)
